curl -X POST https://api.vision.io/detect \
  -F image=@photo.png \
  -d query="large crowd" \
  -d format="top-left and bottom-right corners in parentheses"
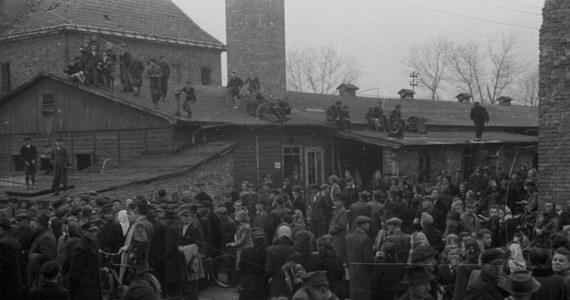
top-left (2, 161), bottom-right (567, 300)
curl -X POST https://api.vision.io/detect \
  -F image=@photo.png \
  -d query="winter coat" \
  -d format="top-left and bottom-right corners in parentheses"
top-left (531, 267), bottom-right (564, 300)
top-left (27, 227), bottom-right (57, 285)
top-left (0, 232), bottom-right (24, 300)
top-left (164, 221), bottom-right (204, 283)
top-left (463, 269), bottom-right (506, 300)
top-left (265, 237), bottom-right (295, 298)
top-left (345, 228), bottom-right (375, 300)
top-left (453, 259), bottom-right (480, 300)
top-left (349, 201), bottom-right (372, 232)
top-left (68, 237), bottom-right (102, 300)
top-left (239, 246), bottom-right (268, 300)
top-left (470, 104), bottom-right (489, 123)
top-left (370, 256), bottom-right (406, 300)
top-left (329, 206), bottom-right (348, 261)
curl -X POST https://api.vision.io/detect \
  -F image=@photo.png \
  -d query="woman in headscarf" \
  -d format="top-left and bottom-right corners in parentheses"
top-left (117, 210), bottom-right (130, 238)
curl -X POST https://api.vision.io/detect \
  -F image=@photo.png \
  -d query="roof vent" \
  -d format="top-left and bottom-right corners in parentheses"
top-left (455, 93), bottom-right (471, 103)
top-left (397, 89), bottom-right (415, 99)
top-left (337, 83), bottom-right (359, 97)
top-left (497, 96), bottom-right (513, 106)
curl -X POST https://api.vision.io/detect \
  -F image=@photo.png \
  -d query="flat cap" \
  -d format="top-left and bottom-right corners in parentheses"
top-left (39, 260), bottom-right (60, 279)
top-left (386, 217), bottom-right (403, 226)
top-left (214, 207), bottom-right (228, 214)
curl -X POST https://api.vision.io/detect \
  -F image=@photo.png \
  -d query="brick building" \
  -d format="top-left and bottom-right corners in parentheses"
top-left (0, 0), bottom-right (225, 95)
top-left (538, 0), bottom-right (570, 202)
top-left (226, 0), bottom-right (286, 97)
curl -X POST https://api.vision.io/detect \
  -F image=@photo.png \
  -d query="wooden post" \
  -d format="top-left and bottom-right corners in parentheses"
top-left (117, 130), bottom-right (122, 165)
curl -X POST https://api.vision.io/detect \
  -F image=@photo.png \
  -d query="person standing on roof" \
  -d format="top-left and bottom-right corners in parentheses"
top-left (470, 102), bottom-right (489, 141)
top-left (244, 70), bottom-right (261, 98)
top-left (227, 71), bottom-right (244, 109)
top-left (158, 56), bottom-right (170, 102)
top-left (144, 59), bottom-right (163, 109)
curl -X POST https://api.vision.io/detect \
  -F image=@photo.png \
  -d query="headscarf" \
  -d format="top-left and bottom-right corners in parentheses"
top-left (117, 210), bottom-right (129, 236)
top-left (508, 242), bottom-right (526, 273)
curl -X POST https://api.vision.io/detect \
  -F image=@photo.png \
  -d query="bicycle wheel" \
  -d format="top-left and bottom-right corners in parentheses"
top-left (212, 254), bottom-right (234, 288)
top-left (138, 272), bottom-right (162, 295)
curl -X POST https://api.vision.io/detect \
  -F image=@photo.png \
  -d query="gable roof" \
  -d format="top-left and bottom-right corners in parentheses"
top-left (0, 0), bottom-right (224, 49)
top-left (337, 83), bottom-right (359, 91)
top-left (285, 91), bottom-right (537, 128)
top-left (0, 72), bottom-right (179, 125)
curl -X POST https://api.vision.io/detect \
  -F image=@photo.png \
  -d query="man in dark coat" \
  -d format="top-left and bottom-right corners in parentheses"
top-left (158, 56), bottom-right (170, 101)
top-left (20, 136), bottom-right (38, 190)
top-left (227, 71), bottom-right (244, 109)
top-left (345, 216), bottom-right (375, 300)
top-left (309, 187), bottom-right (329, 238)
top-left (266, 227), bottom-right (295, 298)
top-left (29, 260), bottom-right (70, 300)
top-left (28, 213), bottom-right (57, 287)
top-left (164, 209), bottom-right (204, 300)
top-left (198, 201), bottom-right (221, 259)
top-left (470, 102), bottom-right (489, 141)
top-left (118, 43), bottom-right (133, 92)
top-left (373, 101), bottom-right (388, 132)
top-left (342, 177), bottom-right (359, 209)
top-left (51, 138), bottom-right (71, 196)
top-left (129, 56), bottom-right (145, 96)
top-left (0, 217), bottom-right (24, 300)
top-left (244, 70), bottom-right (261, 97)
top-left (464, 248), bottom-right (508, 300)
top-left (194, 183), bottom-right (213, 203)
top-left (69, 223), bottom-right (102, 300)
top-left (349, 193), bottom-right (373, 232)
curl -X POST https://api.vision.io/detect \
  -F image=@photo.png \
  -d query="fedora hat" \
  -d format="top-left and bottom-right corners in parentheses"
top-left (502, 270), bottom-right (541, 296)
top-left (34, 213), bottom-right (50, 226)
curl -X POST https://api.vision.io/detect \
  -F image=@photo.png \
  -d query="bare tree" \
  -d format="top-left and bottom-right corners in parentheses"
top-left (517, 69), bottom-right (539, 107)
top-left (405, 37), bottom-right (452, 100)
top-left (286, 46), bottom-right (361, 94)
top-left (447, 41), bottom-right (486, 103)
top-left (485, 34), bottom-right (523, 104)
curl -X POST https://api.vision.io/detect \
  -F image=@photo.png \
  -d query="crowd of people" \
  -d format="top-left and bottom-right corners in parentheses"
top-left (63, 35), bottom-right (171, 109)
top-left (2, 159), bottom-right (566, 300)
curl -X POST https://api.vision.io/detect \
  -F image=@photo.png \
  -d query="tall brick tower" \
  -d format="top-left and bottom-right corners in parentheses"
top-left (538, 0), bottom-right (570, 203)
top-left (226, 0), bottom-right (286, 97)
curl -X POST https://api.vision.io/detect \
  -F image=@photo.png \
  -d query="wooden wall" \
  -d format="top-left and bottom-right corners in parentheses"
top-left (0, 77), bottom-right (170, 135)
top-left (0, 128), bottom-right (173, 171)
top-left (223, 126), bottom-right (333, 188)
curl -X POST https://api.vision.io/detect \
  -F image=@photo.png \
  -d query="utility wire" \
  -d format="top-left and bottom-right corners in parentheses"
top-left (393, 0), bottom-right (540, 30)
top-left (466, 0), bottom-right (541, 16)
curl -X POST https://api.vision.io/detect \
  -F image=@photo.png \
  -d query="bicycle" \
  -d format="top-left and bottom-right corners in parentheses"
top-left (205, 251), bottom-right (236, 288)
top-left (99, 250), bottom-right (162, 300)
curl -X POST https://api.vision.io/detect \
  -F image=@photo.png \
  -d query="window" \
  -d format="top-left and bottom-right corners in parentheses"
top-left (1, 62), bottom-right (11, 93)
top-left (74, 153), bottom-right (92, 171)
top-left (201, 67), bottom-right (212, 85)
top-left (305, 147), bottom-right (324, 186)
top-left (283, 146), bottom-right (302, 181)
top-left (42, 93), bottom-right (55, 114)
top-left (418, 152), bottom-right (430, 183)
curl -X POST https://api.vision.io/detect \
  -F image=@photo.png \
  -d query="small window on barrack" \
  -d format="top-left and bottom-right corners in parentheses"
top-left (42, 92), bottom-right (55, 114)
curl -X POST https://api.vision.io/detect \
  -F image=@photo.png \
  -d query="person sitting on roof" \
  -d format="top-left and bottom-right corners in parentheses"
top-left (256, 97), bottom-right (289, 123)
top-left (388, 120), bottom-right (404, 138)
top-left (177, 80), bottom-right (197, 118)
top-left (389, 105), bottom-right (406, 128)
top-left (365, 106), bottom-right (376, 130)
top-left (278, 97), bottom-right (292, 115)
top-left (63, 56), bottom-right (86, 84)
top-left (372, 101), bottom-right (389, 132)
top-left (327, 101), bottom-right (343, 123)
top-left (248, 92), bottom-right (264, 116)
top-left (339, 105), bottom-right (352, 132)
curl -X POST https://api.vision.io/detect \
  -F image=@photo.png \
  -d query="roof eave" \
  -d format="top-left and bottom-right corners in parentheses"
top-left (0, 25), bottom-right (226, 50)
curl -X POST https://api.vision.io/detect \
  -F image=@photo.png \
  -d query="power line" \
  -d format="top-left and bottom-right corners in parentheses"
top-left (392, 0), bottom-right (540, 30)
top-left (466, 0), bottom-right (541, 16)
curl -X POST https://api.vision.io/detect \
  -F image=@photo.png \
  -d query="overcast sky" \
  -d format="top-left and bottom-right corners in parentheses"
top-left (174, 0), bottom-right (542, 100)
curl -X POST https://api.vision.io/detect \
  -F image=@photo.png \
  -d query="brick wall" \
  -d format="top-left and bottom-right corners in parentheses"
top-left (101, 154), bottom-right (235, 207)
top-left (538, 1), bottom-right (570, 202)
top-left (0, 31), bottom-right (222, 92)
top-left (226, 0), bottom-right (286, 97)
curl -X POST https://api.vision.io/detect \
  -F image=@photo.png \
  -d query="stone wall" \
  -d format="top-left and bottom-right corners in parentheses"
top-left (0, 31), bottom-right (222, 93)
top-left (101, 154), bottom-right (235, 207)
top-left (539, 0), bottom-right (570, 202)
top-left (226, 0), bottom-right (286, 97)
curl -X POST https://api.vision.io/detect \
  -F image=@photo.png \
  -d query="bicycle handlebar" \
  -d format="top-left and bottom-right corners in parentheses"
top-left (99, 249), bottom-right (123, 257)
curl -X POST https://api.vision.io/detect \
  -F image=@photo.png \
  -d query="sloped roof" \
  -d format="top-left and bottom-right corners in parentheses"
top-left (0, 0), bottom-right (224, 49)
top-left (337, 83), bottom-right (359, 90)
top-left (285, 91), bottom-right (537, 128)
